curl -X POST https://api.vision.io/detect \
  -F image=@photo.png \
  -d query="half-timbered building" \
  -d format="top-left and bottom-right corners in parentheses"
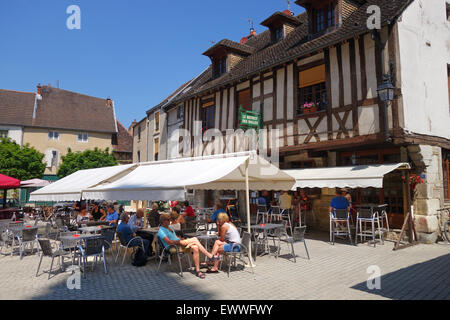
top-left (139, 0), bottom-right (450, 240)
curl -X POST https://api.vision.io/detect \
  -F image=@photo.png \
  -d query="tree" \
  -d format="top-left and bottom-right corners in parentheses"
top-left (57, 147), bottom-right (118, 178)
top-left (0, 137), bottom-right (46, 180)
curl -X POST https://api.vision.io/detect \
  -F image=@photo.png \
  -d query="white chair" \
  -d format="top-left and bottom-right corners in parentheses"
top-left (355, 208), bottom-right (383, 247)
top-left (330, 209), bottom-right (353, 245)
top-left (256, 205), bottom-right (269, 224)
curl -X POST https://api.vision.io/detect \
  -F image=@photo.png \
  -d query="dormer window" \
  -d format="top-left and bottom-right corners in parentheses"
top-left (261, 11), bottom-right (301, 43)
top-left (203, 39), bottom-right (255, 79)
top-left (274, 27), bottom-right (284, 42)
top-left (312, 2), bottom-right (335, 34)
top-left (217, 57), bottom-right (227, 77)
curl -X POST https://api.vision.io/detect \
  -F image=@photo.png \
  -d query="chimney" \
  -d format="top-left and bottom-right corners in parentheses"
top-left (37, 83), bottom-right (41, 95)
top-left (282, 9), bottom-right (294, 16)
top-left (241, 28), bottom-right (257, 44)
top-left (106, 97), bottom-right (112, 107)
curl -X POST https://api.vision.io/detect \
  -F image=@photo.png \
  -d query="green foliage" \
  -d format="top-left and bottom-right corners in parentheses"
top-left (0, 137), bottom-right (46, 180)
top-left (57, 147), bottom-right (118, 178)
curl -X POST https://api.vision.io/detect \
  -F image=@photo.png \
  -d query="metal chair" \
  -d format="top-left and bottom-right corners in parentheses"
top-left (156, 236), bottom-right (191, 277)
top-left (256, 205), bottom-right (269, 224)
top-left (59, 231), bottom-right (80, 260)
top-left (36, 239), bottom-right (71, 279)
top-left (355, 208), bottom-right (383, 247)
top-left (0, 225), bottom-right (13, 256)
top-left (115, 231), bottom-right (145, 265)
top-left (101, 228), bottom-right (117, 256)
top-left (219, 231), bottom-right (254, 277)
top-left (181, 217), bottom-right (197, 237)
top-left (272, 222), bottom-right (300, 262)
top-left (76, 236), bottom-right (107, 278)
top-left (292, 226), bottom-right (310, 260)
top-left (16, 228), bottom-right (40, 260)
top-left (330, 209), bottom-right (353, 245)
top-left (377, 206), bottom-right (390, 234)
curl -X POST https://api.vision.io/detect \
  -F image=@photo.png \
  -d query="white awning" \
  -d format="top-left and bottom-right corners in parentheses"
top-left (82, 151), bottom-right (295, 201)
top-left (29, 164), bottom-right (137, 201)
top-left (285, 163), bottom-right (410, 189)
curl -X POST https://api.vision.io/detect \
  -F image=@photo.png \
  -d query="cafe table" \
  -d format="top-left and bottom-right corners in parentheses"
top-left (7, 224), bottom-right (39, 249)
top-left (241, 223), bottom-right (285, 258)
top-left (184, 231), bottom-right (218, 262)
top-left (78, 225), bottom-right (114, 234)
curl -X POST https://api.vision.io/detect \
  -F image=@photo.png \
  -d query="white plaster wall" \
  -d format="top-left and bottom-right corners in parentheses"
top-left (276, 68), bottom-right (284, 119)
top-left (341, 42), bottom-right (352, 106)
top-left (397, 0), bottom-right (450, 139)
top-left (364, 34), bottom-right (377, 100)
top-left (330, 47), bottom-right (340, 107)
top-left (0, 125), bottom-right (22, 145)
top-left (287, 64), bottom-right (294, 120)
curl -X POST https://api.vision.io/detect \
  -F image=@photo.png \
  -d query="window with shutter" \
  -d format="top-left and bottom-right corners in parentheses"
top-left (237, 89), bottom-right (252, 111)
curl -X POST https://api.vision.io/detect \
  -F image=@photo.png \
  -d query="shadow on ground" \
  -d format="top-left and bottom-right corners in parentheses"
top-left (350, 253), bottom-right (450, 300)
top-left (29, 252), bottom-right (215, 300)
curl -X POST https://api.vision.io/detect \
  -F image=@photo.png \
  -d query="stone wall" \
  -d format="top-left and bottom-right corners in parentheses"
top-left (408, 144), bottom-right (444, 243)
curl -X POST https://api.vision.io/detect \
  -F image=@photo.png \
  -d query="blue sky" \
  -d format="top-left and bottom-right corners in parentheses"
top-left (0, 0), bottom-right (305, 128)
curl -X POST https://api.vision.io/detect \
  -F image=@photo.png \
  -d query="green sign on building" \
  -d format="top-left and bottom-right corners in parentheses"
top-left (239, 107), bottom-right (262, 129)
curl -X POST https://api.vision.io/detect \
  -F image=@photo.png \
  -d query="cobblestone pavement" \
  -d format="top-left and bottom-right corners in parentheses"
top-left (0, 231), bottom-right (448, 300)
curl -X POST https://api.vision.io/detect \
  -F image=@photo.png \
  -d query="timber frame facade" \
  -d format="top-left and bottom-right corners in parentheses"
top-left (137, 0), bottom-right (450, 237)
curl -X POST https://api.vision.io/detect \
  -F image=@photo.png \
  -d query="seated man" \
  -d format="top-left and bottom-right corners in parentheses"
top-left (182, 201), bottom-right (195, 217)
top-left (104, 204), bottom-right (119, 226)
top-left (117, 213), bottom-right (150, 256)
top-left (207, 213), bottom-right (241, 273)
top-left (329, 189), bottom-right (350, 229)
top-left (207, 202), bottom-right (228, 224)
top-left (131, 208), bottom-right (154, 256)
top-left (157, 213), bottom-right (217, 279)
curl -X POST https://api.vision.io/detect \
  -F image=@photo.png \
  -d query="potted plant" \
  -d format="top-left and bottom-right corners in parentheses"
top-left (302, 101), bottom-right (319, 114)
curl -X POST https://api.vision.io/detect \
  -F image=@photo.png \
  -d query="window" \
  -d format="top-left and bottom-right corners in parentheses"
top-left (46, 149), bottom-right (59, 167)
top-left (0, 130), bottom-right (8, 138)
top-left (177, 106), bottom-right (184, 121)
top-left (111, 133), bottom-right (118, 145)
top-left (51, 151), bottom-right (58, 167)
top-left (313, 2), bottom-right (335, 34)
top-left (237, 88), bottom-right (252, 111)
top-left (77, 133), bottom-right (89, 142)
top-left (215, 57), bottom-right (227, 78)
top-left (155, 112), bottom-right (160, 132)
top-left (274, 27), bottom-right (284, 41)
top-left (137, 150), bottom-right (141, 163)
top-left (154, 138), bottom-right (159, 161)
top-left (443, 150), bottom-right (450, 200)
top-left (297, 64), bottom-right (327, 116)
top-left (48, 131), bottom-right (59, 140)
top-left (201, 101), bottom-right (215, 131)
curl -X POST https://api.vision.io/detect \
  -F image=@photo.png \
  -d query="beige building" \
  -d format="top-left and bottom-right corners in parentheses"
top-left (0, 84), bottom-right (119, 179)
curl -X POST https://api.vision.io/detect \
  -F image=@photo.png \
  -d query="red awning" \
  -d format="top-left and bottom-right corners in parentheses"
top-left (0, 174), bottom-right (21, 189)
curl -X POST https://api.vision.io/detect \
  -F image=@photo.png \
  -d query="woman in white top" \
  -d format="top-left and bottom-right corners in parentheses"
top-left (206, 212), bottom-right (241, 273)
top-left (76, 208), bottom-right (91, 224)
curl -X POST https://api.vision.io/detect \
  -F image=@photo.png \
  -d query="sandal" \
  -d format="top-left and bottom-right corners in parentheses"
top-left (210, 255), bottom-right (221, 262)
top-left (206, 269), bottom-right (219, 274)
top-left (196, 271), bottom-right (206, 279)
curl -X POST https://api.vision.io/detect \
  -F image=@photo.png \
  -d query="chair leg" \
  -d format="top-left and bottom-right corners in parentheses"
top-left (103, 253), bottom-right (107, 274)
top-left (121, 247), bottom-right (128, 265)
top-left (228, 256), bottom-right (231, 278)
top-left (157, 254), bottom-right (163, 272)
top-left (36, 255), bottom-right (44, 277)
top-left (177, 254), bottom-right (183, 277)
top-left (372, 221), bottom-right (376, 248)
top-left (355, 219), bottom-right (359, 245)
top-left (303, 240), bottom-right (310, 260)
top-left (290, 241), bottom-right (296, 263)
top-left (348, 221), bottom-right (353, 245)
top-left (48, 256), bottom-right (54, 280)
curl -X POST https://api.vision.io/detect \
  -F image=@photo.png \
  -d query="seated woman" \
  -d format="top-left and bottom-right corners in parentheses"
top-left (206, 212), bottom-right (241, 273)
top-left (169, 207), bottom-right (185, 232)
top-left (182, 201), bottom-right (195, 217)
top-left (76, 208), bottom-right (92, 224)
top-left (147, 203), bottom-right (160, 227)
top-left (90, 202), bottom-right (106, 221)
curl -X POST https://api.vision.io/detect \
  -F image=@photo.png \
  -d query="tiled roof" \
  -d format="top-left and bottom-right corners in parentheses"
top-left (0, 90), bottom-right (35, 126)
top-left (203, 39), bottom-right (256, 57)
top-left (113, 120), bottom-right (133, 153)
top-left (0, 86), bottom-right (117, 133)
top-left (260, 11), bottom-right (302, 27)
top-left (32, 86), bottom-right (116, 133)
top-left (168, 0), bottom-right (411, 106)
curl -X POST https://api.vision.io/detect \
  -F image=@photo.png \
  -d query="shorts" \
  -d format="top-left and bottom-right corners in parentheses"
top-left (224, 243), bottom-right (241, 252)
top-left (168, 246), bottom-right (191, 255)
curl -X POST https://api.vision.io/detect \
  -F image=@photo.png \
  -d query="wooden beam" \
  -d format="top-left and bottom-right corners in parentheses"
top-left (336, 44), bottom-right (345, 109)
top-left (324, 48), bottom-right (333, 140)
top-left (283, 65), bottom-right (288, 146)
top-left (349, 38), bottom-right (359, 136)
top-left (293, 62), bottom-right (299, 145)
top-left (358, 36), bottom-right (367, 100)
